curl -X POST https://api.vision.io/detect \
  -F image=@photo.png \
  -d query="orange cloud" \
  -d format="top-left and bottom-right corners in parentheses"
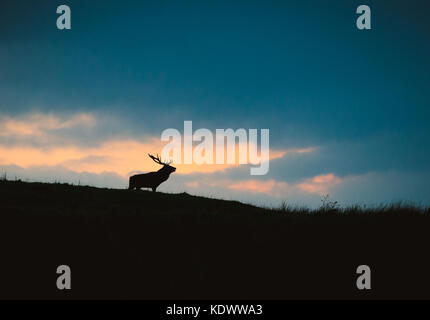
top-left (229, 179), bottom-right (288, 195)
top-left (0, 139), bottom-right (165, 177)
top-left (297, 173), bottom-right (343, 194)
top-left (170, 144), bottom-right (312, 174)
top-left (0, 113), bottom-right (95, 137)
top-left (185, 173), bottom-right (343, 197)
top-left (186, 178), bottom-right (290, 197)
top-left (0, 112), bottom-right (316, 177)
top-left (0, 141), bottom-right (292, 177)
top-left (185, 181), bottom-right (199, 188)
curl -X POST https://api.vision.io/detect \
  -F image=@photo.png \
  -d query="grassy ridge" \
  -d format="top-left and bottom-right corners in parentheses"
top-left (0, 180), bottom-right (429, 299)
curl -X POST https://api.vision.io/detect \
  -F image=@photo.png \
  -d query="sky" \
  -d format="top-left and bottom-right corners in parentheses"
top-left (1, 0), bottom-right (429, 208)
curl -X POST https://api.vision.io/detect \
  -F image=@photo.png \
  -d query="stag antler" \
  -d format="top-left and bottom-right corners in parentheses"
top-left (148, 153), bottom-right (172, 165)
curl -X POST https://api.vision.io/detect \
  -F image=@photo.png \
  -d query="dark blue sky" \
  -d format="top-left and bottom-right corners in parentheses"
top-left (1, 0), bottom-right (429, 207)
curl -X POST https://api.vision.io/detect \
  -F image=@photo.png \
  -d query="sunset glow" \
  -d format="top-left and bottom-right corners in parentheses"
top-left (0, 112), bottom-right (313, 179)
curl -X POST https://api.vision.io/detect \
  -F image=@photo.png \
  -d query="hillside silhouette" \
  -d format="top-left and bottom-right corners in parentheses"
top-left (1, 179), bottom-right (429, 299)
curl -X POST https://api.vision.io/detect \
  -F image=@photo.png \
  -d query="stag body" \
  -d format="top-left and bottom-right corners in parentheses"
top-left (129, 154), bottom-right (176, 192)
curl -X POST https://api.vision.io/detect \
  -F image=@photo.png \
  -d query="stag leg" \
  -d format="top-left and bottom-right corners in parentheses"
top-left (152, 187), bottom-right (157, 192)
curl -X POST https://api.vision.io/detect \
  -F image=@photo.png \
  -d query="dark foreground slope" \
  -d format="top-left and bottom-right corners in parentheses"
top-left (0, 180), bottom-right (429, 299)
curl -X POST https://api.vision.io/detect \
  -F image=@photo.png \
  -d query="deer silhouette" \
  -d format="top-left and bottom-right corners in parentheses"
top-left (128, 154), bottom-right (176, 192)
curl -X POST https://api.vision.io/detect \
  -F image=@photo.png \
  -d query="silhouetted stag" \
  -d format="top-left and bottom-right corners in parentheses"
top-left (129, 154), bottom-right (176, 192)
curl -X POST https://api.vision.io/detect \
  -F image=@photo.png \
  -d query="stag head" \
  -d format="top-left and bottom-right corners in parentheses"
top-left (148, 153), bottom-right (176, 173)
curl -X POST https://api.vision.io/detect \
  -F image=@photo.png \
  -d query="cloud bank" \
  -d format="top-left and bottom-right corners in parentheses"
top-left (1, 111), bottom-right (429, 208)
